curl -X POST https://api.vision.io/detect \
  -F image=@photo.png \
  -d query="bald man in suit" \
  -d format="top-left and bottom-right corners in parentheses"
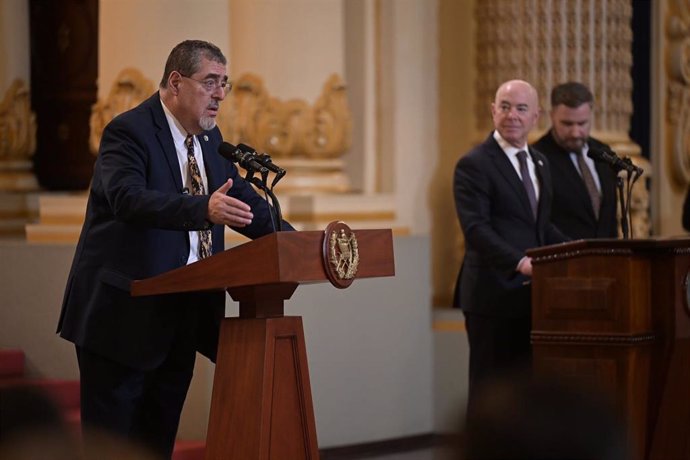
top-left (453, 80), bottom-right (567, 410)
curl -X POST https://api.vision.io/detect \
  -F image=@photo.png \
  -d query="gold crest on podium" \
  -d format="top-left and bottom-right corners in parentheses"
top-left (322, 221), bottom-right (359, 288)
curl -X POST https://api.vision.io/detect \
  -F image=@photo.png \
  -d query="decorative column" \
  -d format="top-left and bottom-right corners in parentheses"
top-left (29, 0), bottom-right (98, 190)
top-left (0, 80), bottom-right (39, 235)
top-left (0, 0), bottom-right (39, 235)
top-left (662, 0), bottom-right (690, 234)
top-left (0, 80), bottom-right (36, 190)
top-left (475, 0), bottom-right (649, 236)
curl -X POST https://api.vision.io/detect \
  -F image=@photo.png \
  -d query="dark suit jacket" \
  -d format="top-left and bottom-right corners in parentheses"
top-left (453, 133), bottom-right (567, 317)
top-left (532, 132), bottom-right (618, 239)
top-left (57, 93), bottom-right (290, 370)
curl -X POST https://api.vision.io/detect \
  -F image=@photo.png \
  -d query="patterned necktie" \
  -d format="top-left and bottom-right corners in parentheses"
top-left (185, 134), bottom-right (212, 259)
top-left (576, 150), bottom-right (601, 220)
top-left (516, 150), bottom-right (538, 219)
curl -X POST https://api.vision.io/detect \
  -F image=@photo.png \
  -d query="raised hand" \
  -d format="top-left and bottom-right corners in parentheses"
top-left (207, 179), bottom-right (254, 227)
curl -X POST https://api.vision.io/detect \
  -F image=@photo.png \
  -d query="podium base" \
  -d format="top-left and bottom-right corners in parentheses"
top-left (205, 316), bottom-right (319, 460)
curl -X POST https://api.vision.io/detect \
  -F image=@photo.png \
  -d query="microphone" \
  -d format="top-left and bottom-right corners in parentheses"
top-left (237, 143), bottom-right (286, 177)
top-left (218, 142), bottom-right (268, 174)
top-left (587, 148), bottom-right (643, 175)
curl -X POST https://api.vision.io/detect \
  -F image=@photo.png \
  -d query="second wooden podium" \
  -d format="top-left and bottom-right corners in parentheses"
top-left (131, 228), bottom-right (394, 460)
top-left (528, 238), bottom-right (690, 460)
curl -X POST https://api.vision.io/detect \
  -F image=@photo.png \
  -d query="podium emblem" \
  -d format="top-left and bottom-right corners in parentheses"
top-left (322, 221), bottom-right (359, 288)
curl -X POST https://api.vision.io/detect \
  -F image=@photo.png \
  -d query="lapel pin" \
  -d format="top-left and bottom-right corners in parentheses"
top-left (203, 135), bottom-right (209, 142)
top-left (537, 159), bottom-right (544, 166)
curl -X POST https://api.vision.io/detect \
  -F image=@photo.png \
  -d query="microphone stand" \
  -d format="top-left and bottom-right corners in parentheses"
top-left (588, 148), bottom-right (644, 239)
top-left (226, 144), bottom-right (285, 232)
top-left (625, 163), bottom-right (644, 239)
top-left (611, 159), bottom-right (643, 240)
top-left (617, 175), bottom-right (629, 239)
top-left (247, 175), bottom-right (283, 232)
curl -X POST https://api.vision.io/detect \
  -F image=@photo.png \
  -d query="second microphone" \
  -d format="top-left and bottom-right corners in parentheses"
top-left (218, 142), bottom-right (268, 175)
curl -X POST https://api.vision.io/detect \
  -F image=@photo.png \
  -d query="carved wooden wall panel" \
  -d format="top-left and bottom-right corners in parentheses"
top-left (29, 0), bottom-right (98, 190)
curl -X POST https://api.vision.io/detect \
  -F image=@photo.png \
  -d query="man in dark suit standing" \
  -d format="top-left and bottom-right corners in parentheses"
top-left (57, 40), bottom-right (292, 458)
top-left (532, 82), bottom-right (618, 239)
top-left (454, 79), bottom-right (567, 410)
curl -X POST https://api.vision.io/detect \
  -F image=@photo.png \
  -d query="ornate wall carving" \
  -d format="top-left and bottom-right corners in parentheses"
top-left (29, 0), bottom-right (98, 190)
top-left (0, 79), bottom-right (38, 191)
top-left (476, 0), bottom-right (634, 135)
top-left (218, 73), bottom-right (352, 159)
top-left (474, 0), bottom-right (648, 236)
top-left (89, 70), bottom-right (353, 192)
top-left (666, 0), bottom-right (690, 186)
top-left (89, 68), bottom-right (154, 154)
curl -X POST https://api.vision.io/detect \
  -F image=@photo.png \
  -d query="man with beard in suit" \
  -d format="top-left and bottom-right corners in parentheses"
top-left (532, 82), bottom-right (618, 239)
top-left (58, 40), bottom-right (292, 458)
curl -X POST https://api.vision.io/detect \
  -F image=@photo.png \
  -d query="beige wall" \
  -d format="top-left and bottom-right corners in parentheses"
top-left (0, 0), bottom-right (30, 92)
top-left (98, 0), bottom-right (230, 99)
top-left (378, 0), bottom-right (438, 234)
top-left (229, 0), bottom-right (344, 102)
top-left (433, 0), bottom-right (476, 306)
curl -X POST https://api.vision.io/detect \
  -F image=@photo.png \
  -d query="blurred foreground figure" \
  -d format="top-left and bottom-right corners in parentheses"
top-left (461, 373), bottom-right (628, 460)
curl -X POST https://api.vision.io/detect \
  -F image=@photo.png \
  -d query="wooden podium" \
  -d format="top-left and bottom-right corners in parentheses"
top-left (131, 229), bottom-right (395, 459)
top-left (527, 238), bottom-right (690, 460)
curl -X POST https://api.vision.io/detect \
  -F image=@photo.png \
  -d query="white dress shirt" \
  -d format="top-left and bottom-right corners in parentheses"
top-left (160, 98), bottom-right (209, 265)
top-left (493, 130), bottom-right (540, 200)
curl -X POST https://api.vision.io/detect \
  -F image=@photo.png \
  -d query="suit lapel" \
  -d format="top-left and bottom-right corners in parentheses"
top-left (148, 94), bottom-right (185, 191)
top-left (551, 138), bottom-right (596, 220)
top-left (487, 138), bottom-right (536, 221)
top-left (199, 133), bottom-right (218, 191)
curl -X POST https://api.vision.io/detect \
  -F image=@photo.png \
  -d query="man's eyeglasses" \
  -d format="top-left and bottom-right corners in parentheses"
top-left (179, 74), bottom-right (233, 95)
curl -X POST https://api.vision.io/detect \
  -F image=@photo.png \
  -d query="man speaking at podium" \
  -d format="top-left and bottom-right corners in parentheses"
top-left (57, 40), bottom-right (291, 458)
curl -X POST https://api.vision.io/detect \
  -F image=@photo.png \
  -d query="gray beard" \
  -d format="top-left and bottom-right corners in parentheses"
top-left (199, 116), bottom-right (216, 131)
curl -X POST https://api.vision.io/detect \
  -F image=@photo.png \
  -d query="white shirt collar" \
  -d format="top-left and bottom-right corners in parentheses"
top-left (493, 130), bottom-right (529, 157)
top-left (160, 97), bottom-right (190, 146)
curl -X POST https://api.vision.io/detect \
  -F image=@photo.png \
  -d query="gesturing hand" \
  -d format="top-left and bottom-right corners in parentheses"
top-left (207, 179), bottom-right (253, 227)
